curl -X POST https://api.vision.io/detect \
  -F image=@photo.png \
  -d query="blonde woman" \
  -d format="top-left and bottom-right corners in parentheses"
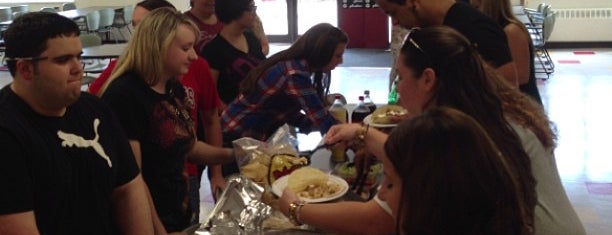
top-left (99, 8), bottom-right (233, 233)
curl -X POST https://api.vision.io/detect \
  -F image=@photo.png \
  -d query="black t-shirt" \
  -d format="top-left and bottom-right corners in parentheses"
top-left (101, 72), bottom-right (195, 232)
top-left (0, 87), bottom-right (139, 235)
top-left (201, 30), bottom-right (265, 104)
top-left (444, 2), bottom-right (513, 68)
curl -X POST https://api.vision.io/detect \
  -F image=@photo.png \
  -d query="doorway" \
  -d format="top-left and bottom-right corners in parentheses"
top-left (256, 0), bottom-right (338, 43)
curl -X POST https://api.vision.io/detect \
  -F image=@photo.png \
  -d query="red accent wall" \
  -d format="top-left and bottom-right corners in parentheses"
top-left (338, 8), bottom-right (389, 48)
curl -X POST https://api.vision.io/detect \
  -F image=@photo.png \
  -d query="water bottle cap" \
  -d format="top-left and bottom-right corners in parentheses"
top-left (358, 96), bottom-right (364, 101)
top-left (364, 90), bottom-right (370, 95)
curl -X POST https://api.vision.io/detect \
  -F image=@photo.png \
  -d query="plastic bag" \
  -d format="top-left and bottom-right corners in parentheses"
top-left (233, 124), bottom-right (308, 185)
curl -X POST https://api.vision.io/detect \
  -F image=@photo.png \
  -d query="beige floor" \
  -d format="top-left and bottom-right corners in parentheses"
top-left (2, 47), bottom-right (611, 234)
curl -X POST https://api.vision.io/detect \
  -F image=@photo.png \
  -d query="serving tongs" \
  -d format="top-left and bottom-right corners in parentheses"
top-left (299, 141), bottom-right (339, 159)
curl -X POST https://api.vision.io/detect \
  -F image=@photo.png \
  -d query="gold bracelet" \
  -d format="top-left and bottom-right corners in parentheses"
top-left (357, 123), bottom-right (370, 141)
top-left (288, 200), bottom-right (306, 226)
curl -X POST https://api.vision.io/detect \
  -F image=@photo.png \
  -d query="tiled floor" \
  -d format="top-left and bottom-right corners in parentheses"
top-left (2, 47), bottom-right (610, 234)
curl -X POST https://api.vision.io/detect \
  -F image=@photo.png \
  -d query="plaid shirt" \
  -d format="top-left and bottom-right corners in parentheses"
top-left (221, 59), bottom-right (338, 141)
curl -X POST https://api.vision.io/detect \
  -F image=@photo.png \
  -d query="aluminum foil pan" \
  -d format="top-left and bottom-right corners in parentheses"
top-left (201, 175), bottom-right (272, 234)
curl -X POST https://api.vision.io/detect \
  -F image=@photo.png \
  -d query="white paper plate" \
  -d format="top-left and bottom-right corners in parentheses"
top-left (363, 114), bottom-right (398, 128)
top-left (271, 174), bottom-right (349, 203)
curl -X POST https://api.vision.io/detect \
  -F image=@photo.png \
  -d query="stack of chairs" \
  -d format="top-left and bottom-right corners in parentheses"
top-left (111, 5), bottom-right (134, 42)
top-left (524, 3), bottom-right (556, 77)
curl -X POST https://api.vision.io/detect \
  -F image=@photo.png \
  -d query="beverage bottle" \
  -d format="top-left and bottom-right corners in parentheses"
top-left (328, 94), bottom-right (348, 162)
top-left (328, 94), bottom-right (348, 123)
top-left (388, 80), bottom-right (399, 105)
top-left (351, 96), bottom-right (370, 123)
top-left (363, 90), bottom-right (377, 114)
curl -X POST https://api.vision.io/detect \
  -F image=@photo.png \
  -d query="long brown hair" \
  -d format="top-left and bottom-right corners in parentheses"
top-left (475, 0), bottom-right (531, 38)
top-left (240, 23), bottom-right (348, 98)
top-left (486, 65), bottom-right (557, 150)
top-left (400, 26), bottom-right (536, 233)
top-left (385, 107), bottom-right (531, 234)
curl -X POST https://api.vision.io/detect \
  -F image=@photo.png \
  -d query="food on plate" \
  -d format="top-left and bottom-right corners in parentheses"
top-left (269, 154), bottom-right (308, 183)
top-left (371, 105), bottom-right (408, 124)
top-left (335, 162), bottom-right (383, 186)
top-left (240, 151), bottom-right (307, 185)
top-left (287, 167), bottom-right (342, 199)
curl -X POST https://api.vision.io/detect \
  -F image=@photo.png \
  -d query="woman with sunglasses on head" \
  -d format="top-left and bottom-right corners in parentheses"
top-left (278, 26), bottom-right (555, 234)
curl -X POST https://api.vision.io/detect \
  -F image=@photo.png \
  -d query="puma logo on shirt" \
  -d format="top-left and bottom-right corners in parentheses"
top-left (57, 118), bottom-right (112, 167)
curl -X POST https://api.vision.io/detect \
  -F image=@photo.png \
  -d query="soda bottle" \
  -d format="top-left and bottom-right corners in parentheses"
top-left (388, 79), bottom-right (399, 105)
top-left (351, 96), bottom-right (370, 123)
top-left (328, 94), bottom-right (348, 123)
top-left (328, 94), bottom-right (348, 162)
top-left (363, 90), bottom-right (377, 114)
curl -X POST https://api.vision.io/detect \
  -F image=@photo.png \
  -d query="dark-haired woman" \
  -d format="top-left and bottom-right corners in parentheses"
top-left (221, 23), bottom-right (348, 141)
top-left (380, 107), bottom-right (528, 234)
top-left (201, 0), bottom-right (266, 107)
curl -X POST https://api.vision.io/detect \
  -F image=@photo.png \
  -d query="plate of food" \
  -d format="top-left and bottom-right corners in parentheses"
top-left (272, 167), bottom-right (349, 203)
top-left (364, 105), bottom-right (408, 128)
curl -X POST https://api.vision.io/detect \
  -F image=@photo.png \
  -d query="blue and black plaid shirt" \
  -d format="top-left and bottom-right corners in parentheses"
top-left (221, 59), bottom-right (338, 141)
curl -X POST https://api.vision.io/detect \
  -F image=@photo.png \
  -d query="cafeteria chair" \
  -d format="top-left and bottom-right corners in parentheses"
top-left (527, 9), bottom-right (557, 78)
top-left (97, 8), bottom-right (116, 43)
top-left (62, 3), bottom-right (76, 11)
top-left (40, 7), bottom-right (58, 13)
top-left (10, 5), bottom-right (29, 20)
top-left (0, 7), bottom-right (12, 22)
top-left (112, 5), bottom-right (134, 41)
top-left (0, 7), bottom-right (12, 35)
top-left (11, 11), bottom-right (26, 20)
top-left (84, 10), bottom-right (100, 34)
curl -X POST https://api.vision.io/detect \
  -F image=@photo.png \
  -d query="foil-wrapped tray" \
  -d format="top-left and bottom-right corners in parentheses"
top-left (197, 175), bottom-right (330, 235)
top-left (201, 175), bottom-right (271, 234)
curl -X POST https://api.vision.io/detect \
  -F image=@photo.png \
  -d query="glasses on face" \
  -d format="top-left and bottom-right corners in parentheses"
top-left (3, 56), bottom-right (49, 62)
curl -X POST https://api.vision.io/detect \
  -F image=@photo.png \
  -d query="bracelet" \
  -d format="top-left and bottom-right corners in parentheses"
top-left (357, 123), bottom-right (370, 141)
top-left (288, 200), bottom-right (306, 226)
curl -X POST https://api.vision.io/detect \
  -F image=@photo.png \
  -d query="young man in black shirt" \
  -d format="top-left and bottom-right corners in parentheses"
top-left (0, 12), bottom-right (153, 235)
top-left (377, 0), bottom-right (519, 86)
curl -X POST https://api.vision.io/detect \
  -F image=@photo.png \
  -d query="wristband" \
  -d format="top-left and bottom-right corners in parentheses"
top-left (288, 200), bottom-right (306, 226)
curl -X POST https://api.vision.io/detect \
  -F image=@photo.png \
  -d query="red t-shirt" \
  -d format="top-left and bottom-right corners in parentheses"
top-left (89, 57), bottom-right (222, 176)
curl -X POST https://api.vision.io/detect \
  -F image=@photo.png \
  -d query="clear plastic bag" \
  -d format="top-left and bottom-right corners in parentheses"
top-left (233, 124), bottom-right (307, 185)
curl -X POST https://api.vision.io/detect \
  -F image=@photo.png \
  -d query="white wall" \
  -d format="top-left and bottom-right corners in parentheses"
top-left (525, 0), bottom-right (612, 8)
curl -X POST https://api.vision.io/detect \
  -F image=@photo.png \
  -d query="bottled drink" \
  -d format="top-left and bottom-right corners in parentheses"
top-left (328, 94), bottom-right (348, 162)
top-left (363, 90), bottom-right (377, 114)
top-left (351, 96), bottom-right (370, 123)
top-left (388, 80), bottom-right (399, 105)
top-left (328, 94), bottom-right (348, 123)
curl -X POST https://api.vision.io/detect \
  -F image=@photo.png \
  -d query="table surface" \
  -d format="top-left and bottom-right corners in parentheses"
top-left (58, 6), bottom-right (121, 20)
top-left (82, 43), bottom-right (126, 59)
